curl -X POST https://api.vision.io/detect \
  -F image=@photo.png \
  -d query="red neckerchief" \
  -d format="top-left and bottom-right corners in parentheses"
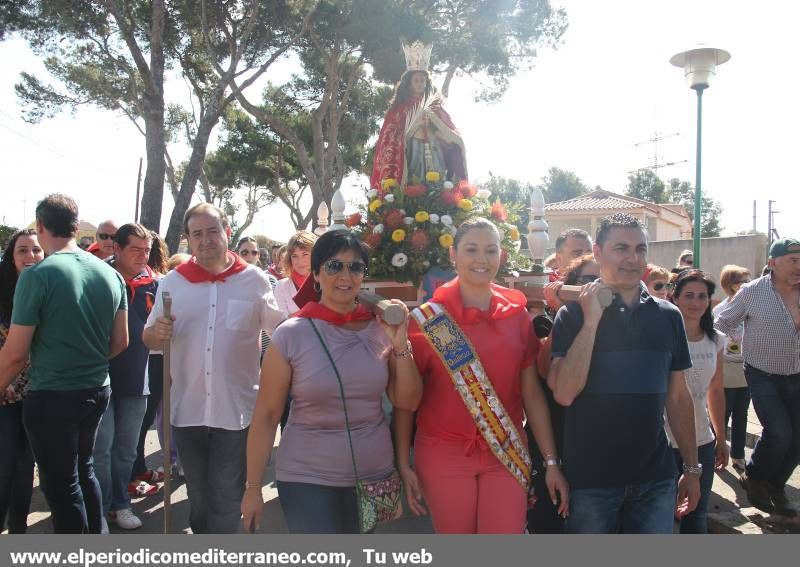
top-left (293, 301), bottom-right (374, 326)
top-left (291, 270), bottom-right (307, 290)
top-left (124, 265), bottom-right (156, 303)
top-left (431, 277), bottom-right (527, 324)
top-left (87, 242), bottom-right (104, 257)
top-left (175, 251), bottom-right (247, 283)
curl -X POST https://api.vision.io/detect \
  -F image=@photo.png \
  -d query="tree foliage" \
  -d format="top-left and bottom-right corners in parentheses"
top-left (667, 178), bottom-right (723, 237)
top-left (626, 169), bottom-right (667, 203)
top-left (537, 166), bottom-right (590, 203)
top-left (626, 170), bottom-right (723, 237)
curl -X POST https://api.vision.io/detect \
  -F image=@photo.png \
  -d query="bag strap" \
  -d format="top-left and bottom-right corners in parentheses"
top-left (307, 318), bottom-right (361, 483)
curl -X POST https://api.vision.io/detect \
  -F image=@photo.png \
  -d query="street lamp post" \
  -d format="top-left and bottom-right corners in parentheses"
top-left (670, 46), bottom-right (730, 268)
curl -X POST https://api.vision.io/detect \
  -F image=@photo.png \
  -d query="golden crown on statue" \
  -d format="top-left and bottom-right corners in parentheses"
top-left (402, 40), bottom-right (433, 72)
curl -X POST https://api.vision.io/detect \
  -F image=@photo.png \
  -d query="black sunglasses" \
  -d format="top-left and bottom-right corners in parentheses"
top-left (653, 282), bottom-right (667, 291)
top-left (239, 250), bottom-right (258, 256)
top-left (323, 258), bottom-right (367, 276)
top-left (576, 274), bottom-right (599, 284)
top-left (97, 232), bottom-right (116, 241)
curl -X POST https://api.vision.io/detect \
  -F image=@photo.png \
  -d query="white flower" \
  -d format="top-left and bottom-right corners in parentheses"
top-left (476, 189), bottom-right (492, 200)
top-left (373, 224), bottom-right (384, 234)
top-left (403, 216), bottom-right (414, 225)
top-left (367, 188), bottom-right (378, 198)
top-left (422, 260), bottom-right (430, 268)
top-left (447, 225), bottom-right (457, 235)
top-left (391, 252), bottom-right (409, 267)
top-left (443, 181), bottom-right (454, 190)
top-left (441, 215), bottom-right (453, 226)
top-left (399, 209), bottom-right (406, 215)
top-left (385, 194), bottom-right (395, 203)
top-left (429, 213), bottom-right (440, 224)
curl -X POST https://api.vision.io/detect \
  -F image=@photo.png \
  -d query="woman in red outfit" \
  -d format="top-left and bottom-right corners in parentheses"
top-left (394, 218), bottom-right (569, 533)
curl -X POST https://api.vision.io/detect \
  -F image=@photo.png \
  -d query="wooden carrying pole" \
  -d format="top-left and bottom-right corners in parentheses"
top-left (514, 282), bottom-right (614, 308)
top-left (357, 290), bottom-right (406, 325)
top-left (161, 292), bottom-right (172, 534)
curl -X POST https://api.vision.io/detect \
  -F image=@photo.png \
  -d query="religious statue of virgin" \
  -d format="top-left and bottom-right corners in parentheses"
top-left (370, 41), bottom-right (468, 190)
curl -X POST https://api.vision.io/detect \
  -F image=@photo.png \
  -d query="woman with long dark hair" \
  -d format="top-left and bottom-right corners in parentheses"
top-left (668, 269), bottom-right (728, 533)
top-left (0, 229), bottom-right (44, 533)
top-left (370, 43), bottom-right (467, 189)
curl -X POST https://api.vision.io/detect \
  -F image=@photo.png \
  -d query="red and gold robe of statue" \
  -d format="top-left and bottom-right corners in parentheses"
top-left (370, 95), bottom-right (467, 190)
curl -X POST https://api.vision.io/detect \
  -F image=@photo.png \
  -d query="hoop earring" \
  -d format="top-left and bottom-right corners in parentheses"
top-left (313, 281), bottom-right (321, 293)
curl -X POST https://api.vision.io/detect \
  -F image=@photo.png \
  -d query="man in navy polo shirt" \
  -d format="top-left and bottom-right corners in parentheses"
top-left (548, 213), bottom-right (700, 533)
top-left (93, 223), bottom-right (158, 531)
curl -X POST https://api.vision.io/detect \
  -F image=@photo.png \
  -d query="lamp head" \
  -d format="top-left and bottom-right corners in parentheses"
top-left (670, 46), bottom-right (731, 89)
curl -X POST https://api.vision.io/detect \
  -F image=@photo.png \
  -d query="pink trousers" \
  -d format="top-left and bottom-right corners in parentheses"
top-left (414, 434), bottom-right (527, 534)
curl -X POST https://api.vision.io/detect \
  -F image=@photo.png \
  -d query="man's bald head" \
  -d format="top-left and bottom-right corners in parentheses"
top-left (96, 219), bottom-right (120, 259)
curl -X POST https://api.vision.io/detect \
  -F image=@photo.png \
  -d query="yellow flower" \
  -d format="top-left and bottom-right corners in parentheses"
top-left (381, 178), bottom-right (398, 191)
top-left (458, 199), bottom-right (473, 211)
top-left (509, 226), bottom-right (520, 241)
top-left (369, 199), bottom-right (383, 213)
top-left (439, 233), bottom-right (454, 248)
top-left (415, 211), bottom-right (429, 223)
top-left (391, 229), bottom-right (406, 243)
top-left (425, 171), bottom-right (440, 183)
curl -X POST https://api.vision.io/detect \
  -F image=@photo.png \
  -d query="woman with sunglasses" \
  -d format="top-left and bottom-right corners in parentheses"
top-left (646, 265), bottom-right (671, 300)
top-left (241, 230), bottom-right (422, 533)
top-left (0, 229), bottom-right (44, 533)
top-left (667, 269), bottom-right (728, 533)
top-left (273, 231), bottom-right (318, 317)
top-left (395, 217), bottom-right (568, 533)
top-left (713, 265), bottom-right (752, 471)
top-left (236, 236), bottom-right (261, 267)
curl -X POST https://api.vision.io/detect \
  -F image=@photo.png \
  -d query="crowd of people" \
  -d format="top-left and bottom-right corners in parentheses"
top-left (0, 193), bottom-right (798, 535)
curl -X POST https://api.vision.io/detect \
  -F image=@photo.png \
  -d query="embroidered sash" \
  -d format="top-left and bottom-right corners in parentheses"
top-left (411, 301), bottom-right (531, 489)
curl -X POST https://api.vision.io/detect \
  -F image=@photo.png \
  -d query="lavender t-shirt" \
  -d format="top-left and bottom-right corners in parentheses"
top-left (271, 317), bottom-right (395, 487)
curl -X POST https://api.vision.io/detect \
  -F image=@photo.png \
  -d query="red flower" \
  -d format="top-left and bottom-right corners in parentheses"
top-left (405, 184), bottom-right (427, 198)
top-left (410, 229), bottom-right (429, 251)
top-left (491, 200), bottom-right (508, 222)
top-left (457, 180), bottom-right (477, 198)
top-left (384, 209), bottom-right (405, 230)
top-left (363, 232), bottom-right (382, 250)
top-left (440, 189), bottom-right (462, 206)
top-left (345, 212), bottom-right (362, 227)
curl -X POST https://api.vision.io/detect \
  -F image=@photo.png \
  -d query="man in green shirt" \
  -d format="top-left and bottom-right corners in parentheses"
top-left (0, 194), bottom-right (128, 534)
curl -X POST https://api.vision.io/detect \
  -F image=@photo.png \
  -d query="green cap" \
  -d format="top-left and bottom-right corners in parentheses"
top-left (769, 237), bottom-right (800, 258)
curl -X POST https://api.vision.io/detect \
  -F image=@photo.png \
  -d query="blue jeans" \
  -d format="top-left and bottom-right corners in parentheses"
top-left (0, 402), bottom-right (35, 533)
top-left (745, 365), bottom-right (800, 488)
top-left (566, 477), bottom-right (677, 534)
top-left (23, 386), bottom-right (110, 533)
top-left (673, 440), bottom-right (715, 534)
top-left (173, 425), bottom-right (247, 534)
top-left (94, 394), bottom-right (147, 514)
top-left (725, 387), bottom-right (751, 460)
top-left (277, 481), bottom-right (359, 534)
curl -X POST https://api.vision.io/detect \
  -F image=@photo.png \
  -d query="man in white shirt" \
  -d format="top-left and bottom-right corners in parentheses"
top-left (143, 203), bottom-right (284, 533)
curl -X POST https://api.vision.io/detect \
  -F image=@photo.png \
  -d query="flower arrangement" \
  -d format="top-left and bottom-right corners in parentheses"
top-left (353, 175), bottom-right (530, 285)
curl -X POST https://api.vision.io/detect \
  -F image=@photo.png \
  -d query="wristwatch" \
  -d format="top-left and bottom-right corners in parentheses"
top-left (682, 462), bottom-right (703, 476)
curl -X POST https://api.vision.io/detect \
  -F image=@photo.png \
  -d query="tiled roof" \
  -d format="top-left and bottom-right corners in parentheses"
top-left (545, 189), bottom-right (661, 213)
top-left (658, 204), bottom-right (690, 218)
top-left (545, 189), bottom-right (689, 219)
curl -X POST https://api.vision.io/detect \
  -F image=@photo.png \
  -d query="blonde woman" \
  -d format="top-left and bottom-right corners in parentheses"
top-left (713, 264), bottom-right (752, 470)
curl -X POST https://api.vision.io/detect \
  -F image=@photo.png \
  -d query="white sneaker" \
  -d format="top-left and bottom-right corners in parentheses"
top-left (100, 517), bottom-right (109, 534)
top-left (107, 508), bottom-right (142, 530)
